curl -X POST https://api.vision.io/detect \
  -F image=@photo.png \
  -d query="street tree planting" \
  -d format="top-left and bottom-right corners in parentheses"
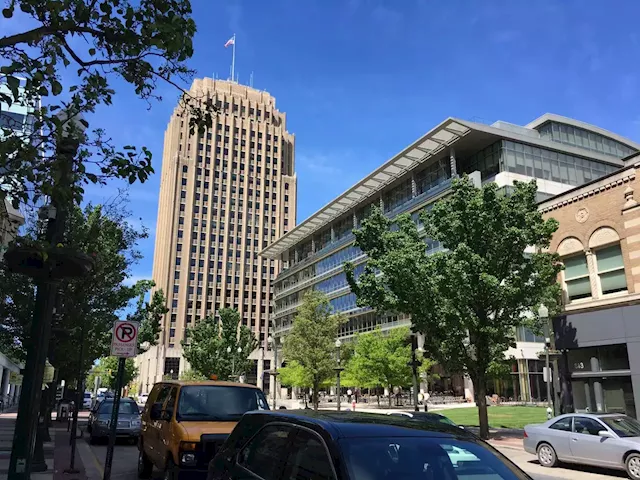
top-left (346, 177), bottom-right (561, 438)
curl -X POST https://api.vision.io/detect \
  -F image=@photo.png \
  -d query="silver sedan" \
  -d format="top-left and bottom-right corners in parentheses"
top-left (524, 413), bottom-right (640, 479)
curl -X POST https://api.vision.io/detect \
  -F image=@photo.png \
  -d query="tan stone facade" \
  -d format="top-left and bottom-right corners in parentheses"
top-left (541, 161), bottom-right (640, 312)
top-left (139, 79), bottom-right (296, 389)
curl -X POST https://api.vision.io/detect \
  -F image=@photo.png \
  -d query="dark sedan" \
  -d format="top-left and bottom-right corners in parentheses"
top-left (207, 410), bottom-right (532, 480)
top-left (87, 398), bottom-right (141, 444)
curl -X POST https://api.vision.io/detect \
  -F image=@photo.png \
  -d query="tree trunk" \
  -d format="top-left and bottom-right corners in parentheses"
top-left (312, 378), bottom-right (319, 411)
top-left (376, 388), bottom-right (380, 406)
top-left (475, 372), bottom-right (490, 440)
top-left (388, 385), bottom-right (392, 407)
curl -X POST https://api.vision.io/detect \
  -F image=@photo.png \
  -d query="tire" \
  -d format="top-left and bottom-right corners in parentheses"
top-left (137, 446), bottom-right (153, 479)
top-left (164, 457), bottom-right (176, 480)
top-left (626, 453), bottom-right (640, 480)
top-left (537, 442), bottom-right (558, 468)
top-left (89, 433), bottom-right (98, 445)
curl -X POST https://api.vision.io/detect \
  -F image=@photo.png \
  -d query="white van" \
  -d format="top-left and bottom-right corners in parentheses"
top-left (83, 392), bottom-right (92, 409)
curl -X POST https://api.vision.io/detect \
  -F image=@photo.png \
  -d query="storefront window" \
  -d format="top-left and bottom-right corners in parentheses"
top-left (568, 344), bottom-right (630, 373)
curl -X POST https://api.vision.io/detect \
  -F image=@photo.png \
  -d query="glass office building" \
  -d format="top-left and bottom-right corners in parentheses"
top-left (261, 114), bottom-right (640, 401)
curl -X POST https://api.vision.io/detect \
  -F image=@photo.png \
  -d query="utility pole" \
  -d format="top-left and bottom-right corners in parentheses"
top-left (7, 113), bottom-right (86, 480)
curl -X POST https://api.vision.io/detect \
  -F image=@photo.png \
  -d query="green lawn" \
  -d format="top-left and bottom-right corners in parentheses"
top-left (440, 406), bottom-right (548, 430)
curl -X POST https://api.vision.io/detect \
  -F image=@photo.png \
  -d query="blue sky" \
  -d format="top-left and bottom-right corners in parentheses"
top-left (7, 0), bottom-right (640, 285)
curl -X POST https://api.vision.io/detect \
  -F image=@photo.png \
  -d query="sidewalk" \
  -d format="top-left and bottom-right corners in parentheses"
top-left (0, 412), bottom-right (55, 480)
top-left (0, 412), bottom-right (88, 480)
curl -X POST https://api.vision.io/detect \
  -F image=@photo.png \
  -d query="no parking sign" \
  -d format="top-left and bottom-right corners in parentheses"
top-left (110, 320), bottom-right (139, 357)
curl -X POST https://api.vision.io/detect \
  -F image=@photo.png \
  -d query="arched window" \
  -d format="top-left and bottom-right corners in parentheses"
top-left (557, 237), bottom-right (591, 302)
top-left (589, 227), bottom-right (627, 296)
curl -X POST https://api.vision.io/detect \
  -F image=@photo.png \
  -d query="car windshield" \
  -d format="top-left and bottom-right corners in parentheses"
top-left (84, 393), bottom-right (91, 399)
top-left (340, 436), bottom-right (529, 480)
top-left (600, 416), bottom-right (640, 438)
top-left (98, 401), bottom-right (139, 415)
top-left (176, 385), bottom-right (269, 421)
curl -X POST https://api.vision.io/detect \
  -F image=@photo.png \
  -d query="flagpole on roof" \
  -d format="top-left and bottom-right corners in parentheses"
top-left (231, 34), bottom-right (236, 83)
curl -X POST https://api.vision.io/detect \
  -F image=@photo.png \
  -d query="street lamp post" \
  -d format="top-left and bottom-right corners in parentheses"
top-left (268, 336), bottom-right (279, 409)
top-left (227, 346), bottom-right (242, 381)
top-left (407, 334), bottom-right (422, 412)
top-left (8, 112), bottom-right (87, 480)
top-left (334, 339), bottom-right (344, 411)
top-left (539, 304), bottom-right (553, 417)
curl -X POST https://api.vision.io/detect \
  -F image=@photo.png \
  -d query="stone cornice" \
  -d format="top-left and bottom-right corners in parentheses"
top-left (540, 166), bottom-right (637, 213)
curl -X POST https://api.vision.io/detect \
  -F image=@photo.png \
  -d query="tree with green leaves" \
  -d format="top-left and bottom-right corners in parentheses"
top-left (126, 281), bottom-right (169, 351)
top-left (179, 369), bottom-right (207, 381)
top-left (0, 201), bottom-right (165, 381)
top-left (87, 356), bottom-right (137, 391)
top-left (346, 177), bottom-right (561, 438)
top-left (343, 327), bottom-right (412, 406)
top-left (181, 308), bottom-right (257, 380)
top-left (0, 0), bottom-right (214, 208)
top-left (282, 290), bottom-right (346, 410)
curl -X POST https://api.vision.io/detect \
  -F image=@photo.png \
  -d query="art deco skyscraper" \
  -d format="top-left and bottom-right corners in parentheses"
top-left (137, 79), bottom-right (296, 390)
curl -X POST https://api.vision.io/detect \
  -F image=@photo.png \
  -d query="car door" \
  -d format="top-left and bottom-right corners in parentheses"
top-left (542, 416), bottom-right (573, 461)
top-left (280, 427), bottom-right (338, 480)
top-left (158, 386), bottom-right (179, 468)
top-left (229, 424), bottom-right (295, 479)
top-left (144, 384), bottom-right (172, 466)
top-left (569, 416), bottom-right (619, 467)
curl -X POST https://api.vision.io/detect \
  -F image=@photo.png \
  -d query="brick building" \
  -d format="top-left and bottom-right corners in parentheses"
top-left (540, 153), bottom-right (640, 416)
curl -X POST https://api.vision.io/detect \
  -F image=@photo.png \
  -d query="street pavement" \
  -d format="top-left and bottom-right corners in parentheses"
top-left (494, 443), bottom-right (627, 480)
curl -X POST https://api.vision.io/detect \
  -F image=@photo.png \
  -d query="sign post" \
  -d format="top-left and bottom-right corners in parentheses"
top-left (103, 321), bottom-right (138, 480)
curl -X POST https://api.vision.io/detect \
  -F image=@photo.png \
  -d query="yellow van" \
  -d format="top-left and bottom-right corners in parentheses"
top-left (137, 380), bottom-right (269, 479)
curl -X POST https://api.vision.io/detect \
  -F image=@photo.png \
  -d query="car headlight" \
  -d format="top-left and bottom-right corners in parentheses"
top-left (131, 419), bottom-right (141, 427)
top-left (180, 453), bottom-right (196, 465)
top-left (97, 420), bottom-right (109, 426)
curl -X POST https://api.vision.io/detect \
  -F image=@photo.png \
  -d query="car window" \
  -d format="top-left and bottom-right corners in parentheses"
top-left (154, 385), bottom-right (171, 408)
top-left (573, 417), bottom-right (605, 435)
top-left (282, 429), bottom-right (335, 480)
top-left (340, 437), bottom-right (529, 480)
top-left (165, 387), bottom-right (178, 416)
top-left (238, 425), bottom-right (293, 480)
top-left (601, 416), bottom-right (640, 437)
top-left (549, 417), bottom-right (572, 432)
top-left (177, 385), bottom-right (269, 421)
top-left (98, 401), bottom-right (139, 415)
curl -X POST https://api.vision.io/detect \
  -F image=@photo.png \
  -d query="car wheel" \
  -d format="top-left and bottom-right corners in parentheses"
top-left (89, 433), bottom-right (98, 445)
top-left (537, 443), bottom-right (558, 468)
top-left (137, 447), bottom-right (153, 479)
top-left (626, 453), bottom-right (640, 479)
top-left (164, 457), bottom-right (176, 480)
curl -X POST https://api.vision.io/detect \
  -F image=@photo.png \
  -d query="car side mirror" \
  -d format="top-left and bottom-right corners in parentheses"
top-left (161, 410), bottom-right (172, 421)
top-left (150, 403), bottom-right (163, 420)
top-left (598, 430), bottom-right (614, 439)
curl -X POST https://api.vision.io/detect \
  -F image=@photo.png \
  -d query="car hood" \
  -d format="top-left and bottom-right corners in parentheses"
top-left (178, 421), bottom-right (238, 442)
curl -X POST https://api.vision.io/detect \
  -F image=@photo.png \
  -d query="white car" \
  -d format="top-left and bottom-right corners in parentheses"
top-left (137, 394), bottom-right (149, 407)
top-left (82, 392), bottom-right (92, 409)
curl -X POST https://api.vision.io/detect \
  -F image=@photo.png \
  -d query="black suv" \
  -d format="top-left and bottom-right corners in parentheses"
top-left (207, 410), bottom-right (532, 480)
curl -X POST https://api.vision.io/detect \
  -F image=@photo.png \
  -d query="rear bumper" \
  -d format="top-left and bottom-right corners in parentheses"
top-left (522, 438), bottom-right (536, 455)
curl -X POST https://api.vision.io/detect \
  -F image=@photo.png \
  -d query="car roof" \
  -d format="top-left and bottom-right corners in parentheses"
top-left (243, 410), bottom-right (476, 440)
top-left (552, 413), bottom-right (628, 421)
top-left (156, 380), bottom-right (262, 389)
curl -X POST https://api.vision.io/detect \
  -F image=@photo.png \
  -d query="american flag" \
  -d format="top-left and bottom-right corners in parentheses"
top-left (224, 36), bottom-right (235, 48)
